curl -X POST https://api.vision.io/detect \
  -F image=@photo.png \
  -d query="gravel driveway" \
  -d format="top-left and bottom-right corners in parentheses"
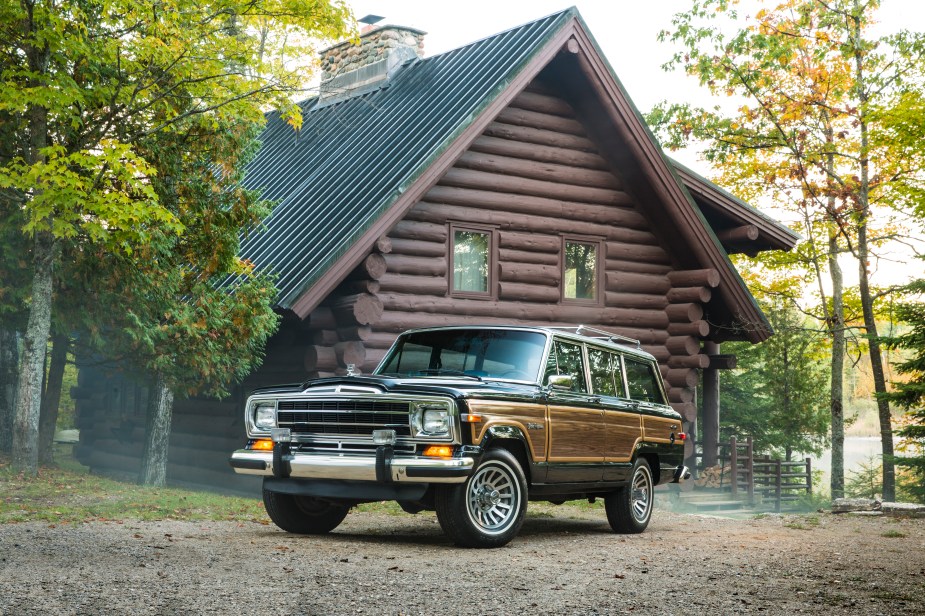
top-left (1, 507), bottom-right (923, 615)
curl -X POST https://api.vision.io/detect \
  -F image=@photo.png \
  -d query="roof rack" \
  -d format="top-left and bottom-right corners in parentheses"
top-left (547, 325), bottom-right (641, 349)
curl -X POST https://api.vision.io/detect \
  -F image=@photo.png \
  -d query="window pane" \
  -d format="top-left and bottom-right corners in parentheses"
top-left (545, 340), bottom-right (588, 393)
top-left (624, 358), bottom-right (665, 404)
top-left (588, 347), bottom-right (618, 396)
top-left (564, 241), bottom-right (597, 300)
top-left (453, 230), bottom-right (489, 293)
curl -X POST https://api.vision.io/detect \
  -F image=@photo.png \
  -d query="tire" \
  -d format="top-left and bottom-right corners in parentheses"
top-left (605, 458), bottom-right (654, 534)
top-left (435, 448), bottom-right (527, 548)
top-left (262, 487), bottom-right (350, 535)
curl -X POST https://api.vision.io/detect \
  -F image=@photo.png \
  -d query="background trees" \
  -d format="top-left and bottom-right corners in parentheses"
top-left (650, 0), bottom-right (925, 500)
top-left (1, 0), bottom-right (352, 477)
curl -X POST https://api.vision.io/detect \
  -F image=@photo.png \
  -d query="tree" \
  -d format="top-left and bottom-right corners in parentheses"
top-left (882, 278), bottom-right (925, 503)
top-left (1, 0), bottom-right (352, 475)
top-left (720, 302), bottom-right (830, 459)
top-left (650, 0), bottom-right (925, 500)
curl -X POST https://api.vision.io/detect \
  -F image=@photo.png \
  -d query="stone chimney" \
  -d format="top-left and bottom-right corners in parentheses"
top-left (318, 25), bottom-right (426, 104)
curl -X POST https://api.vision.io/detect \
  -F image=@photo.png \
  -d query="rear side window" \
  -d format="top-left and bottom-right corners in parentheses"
top-left (587, 347), bottom-right (624, 397)
top-left (624, 358), bottom-right (665, 404)
top-left (545, 339), bottom-right (588, 393)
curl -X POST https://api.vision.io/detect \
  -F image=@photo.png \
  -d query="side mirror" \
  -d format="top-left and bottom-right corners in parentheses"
top-left (547, 374), bottom-right (573, 391)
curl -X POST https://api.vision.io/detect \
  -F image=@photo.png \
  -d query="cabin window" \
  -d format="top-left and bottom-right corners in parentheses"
top-left (624, 358), bottom-right (667, 405)
top-left (543, 339), bottom-right (589, 393)
top-left (588, 347), bottom-right (624, 397)
top-left (451, 227), bottom-right (492, 295)
top-left (563, 239), bottom-right (599, 302)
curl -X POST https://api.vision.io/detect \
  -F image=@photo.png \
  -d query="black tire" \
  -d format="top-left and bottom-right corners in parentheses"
top-left (262, 487), bottom-right (350, 535)
top-left (435, 448), bottom-right (527, 548)
top-left (605, 458), bottom-right (654, 534)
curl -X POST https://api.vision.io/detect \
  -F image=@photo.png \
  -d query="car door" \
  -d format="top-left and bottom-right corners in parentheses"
top-left (587, 347), bottom-right (643, 482)
top-left (544, 338), bottom-right (605, 482)
top-left (624, 356), bottom-right (680, 447)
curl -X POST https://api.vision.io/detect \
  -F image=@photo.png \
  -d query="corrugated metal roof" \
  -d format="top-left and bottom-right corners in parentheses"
top-left (236, 9), bottom-right (576, 310)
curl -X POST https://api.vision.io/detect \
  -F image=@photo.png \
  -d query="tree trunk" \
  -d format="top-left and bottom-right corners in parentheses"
top-left (13, 229), bottom-right (54, 475)
top-left (828, 233), bottom-right (846, 499)
top-left (38, 334), bottom-right (69, 466)
top-left (850, 2), bottom-right (894, 501)
top-left (0, 329), bottom-right (20, 454)
top-left (139, 373), bottom-right (175, 486)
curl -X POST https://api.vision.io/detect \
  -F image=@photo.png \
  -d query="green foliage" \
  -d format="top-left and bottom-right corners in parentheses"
top-left (720, 301), bottom-right (830, 458)
top-left (881, 277), bottom-right (925, 503)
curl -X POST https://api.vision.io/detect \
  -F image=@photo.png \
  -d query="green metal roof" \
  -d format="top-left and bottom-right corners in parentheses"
top-left (238, 9), bottom-right (576, 310)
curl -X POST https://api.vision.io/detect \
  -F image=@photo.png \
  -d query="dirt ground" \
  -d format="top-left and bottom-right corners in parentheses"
top-left (0, 506), bottom-right (923, 615)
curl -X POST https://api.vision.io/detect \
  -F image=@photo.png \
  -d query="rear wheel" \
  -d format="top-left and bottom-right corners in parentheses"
top-left (435, 448), bottom-right (527, 548)
top-left (605, 458), bottom-right (653, 533)
top-left (263, 487), bottom-right (349, 534)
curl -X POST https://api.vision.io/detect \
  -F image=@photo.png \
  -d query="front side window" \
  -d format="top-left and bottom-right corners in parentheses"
top-left (452, 228), bottom-right (491, 294)
top-left (544, 339), bottom-right (588, 393)
top-left (624, 358), bottom-right (666, 404)
top-left (564, 240), bottom-right (598, 301)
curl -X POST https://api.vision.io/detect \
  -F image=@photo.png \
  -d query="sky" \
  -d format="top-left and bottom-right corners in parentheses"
top-left (344, 0), bottom-right (925, 288)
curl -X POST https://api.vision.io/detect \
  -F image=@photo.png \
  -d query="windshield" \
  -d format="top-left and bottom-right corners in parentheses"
top-left (376, 329), bottom-right (547, 382)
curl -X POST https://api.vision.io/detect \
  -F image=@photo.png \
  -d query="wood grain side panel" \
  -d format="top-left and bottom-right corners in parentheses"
top-left (604, 410), bottom-right (642, 463)
top-left (643, 415), bottom-right (681, 444)
top-left (547, 405), bottom-right (604, 463)
top-left (467, 400), bottom-right (548, 460)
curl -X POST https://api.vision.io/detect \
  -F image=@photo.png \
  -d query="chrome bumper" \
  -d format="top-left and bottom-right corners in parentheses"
top-left (230, 449), bottom-right (474, 484)
top-left (672, 465), bottom-right (691, 484)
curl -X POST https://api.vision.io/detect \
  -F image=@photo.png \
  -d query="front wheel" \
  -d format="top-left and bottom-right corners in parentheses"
top-left (263, 487), bottom-right (350, 535)
top-left (435, 448), bottom-right (527, 548)
top-left (605, 458), bottom-right (654, 533)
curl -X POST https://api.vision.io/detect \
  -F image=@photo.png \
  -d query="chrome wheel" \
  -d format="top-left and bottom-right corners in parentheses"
top-left (630, 464), bottom-right (653, 524)
top-left (466, 460), bottom-right (521, 534)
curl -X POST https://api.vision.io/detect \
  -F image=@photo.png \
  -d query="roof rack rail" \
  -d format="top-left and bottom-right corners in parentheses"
top-left (547, 325), bottom-right (641, 349)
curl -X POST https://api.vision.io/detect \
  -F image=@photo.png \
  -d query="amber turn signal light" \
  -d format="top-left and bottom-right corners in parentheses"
top-left (462, 413), bottom-right (482, 423)
top-left (422, 445), bottom-right (454, 458)
top-left (250, 439), bottom-right (274, 451)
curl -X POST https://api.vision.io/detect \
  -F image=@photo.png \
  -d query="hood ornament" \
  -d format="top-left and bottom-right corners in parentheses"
top-left (346, 364), bottom-right (361, 377)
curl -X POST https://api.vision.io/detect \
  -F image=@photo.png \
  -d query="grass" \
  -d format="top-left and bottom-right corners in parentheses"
top-left (881, 530), bottom-right (907, 538)
top-left (0, 449), bottom-right (267, 525)
top-left (785, 514), bottom-right (821, 530)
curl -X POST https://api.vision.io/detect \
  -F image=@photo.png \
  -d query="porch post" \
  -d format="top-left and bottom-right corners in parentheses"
top-left (702, 341), bottom-right (720, 468)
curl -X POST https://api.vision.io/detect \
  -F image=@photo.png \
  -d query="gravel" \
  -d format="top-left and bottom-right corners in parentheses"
top-left (1, 506), bottom-right (923, 615)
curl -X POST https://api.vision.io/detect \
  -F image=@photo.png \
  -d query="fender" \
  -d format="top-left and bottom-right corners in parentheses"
top-left (478, 425), bottom-right (540, 483)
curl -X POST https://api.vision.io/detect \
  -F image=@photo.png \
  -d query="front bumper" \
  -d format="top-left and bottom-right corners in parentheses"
top-left (229, 449), bottom-right (474, 484)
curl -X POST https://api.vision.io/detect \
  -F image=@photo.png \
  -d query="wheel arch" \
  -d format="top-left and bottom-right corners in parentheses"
top-left (480, 425), bottom-right (532, 485)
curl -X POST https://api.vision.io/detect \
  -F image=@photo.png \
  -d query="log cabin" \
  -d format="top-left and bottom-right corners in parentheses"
top-left (73, 9), bottom-right (798, 493)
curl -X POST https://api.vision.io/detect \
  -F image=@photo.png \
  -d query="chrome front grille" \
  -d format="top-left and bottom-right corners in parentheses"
top-left (276, 399), bottom-right (412, 437)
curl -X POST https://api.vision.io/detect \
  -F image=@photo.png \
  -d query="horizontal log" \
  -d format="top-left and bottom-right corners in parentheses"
top-left (498, 231), bottom-right (561, 253)
top-left (604, 259), bottom-right (673, 276)
top-left (388, 219), bottom-right (448, 243)
top-left (668, 354), bottom-right (710, 369)
top-left (336, 341), bottom-right (366, 368)
top-left (439, 168), bottom-right (626, 207)
top-left (378, 273), bottom-right (448, 296)
top-left (667, 268), bottom-right (720, 289)
top-left (483, 121), bottom-right (596, 152)
top-left (383, 253), bottom-right (448, 277)
top-left (336, 279), bottom-right (381, 295)
top-left (498, 282), bottom-right (561, 303)
top-left (672, 402), bottom-right (697, 423)
top-left (511, 90), bottom-right (576, 117)
top-left (410, 200), bottom-right (630, 242)
top-left (337, 326), bottom-right (372, 342)
top-left (330, 293), bottom-right (384, 326)
top-left (605, 271), bottom-right (670, 295)
top-left (365, 331), bottom-right (400, 349)
top-left (387, 237), bottom-right (446, 257)
top-left (311, 329), bottom-right (339, 346)
top-left (374, 235), bottom-right (392, 254)
top-left (499, 247), bottom-right (558, 266)
top-left (305, 345), bottom-right (337, 371)
top-left (668, 387), bottom-right (695, 404)
top-left (666, 286), bottom-right (711, 303)
top-left (665, 303), bottom-right (704, 323)
top-left (665, 336), bottom-right (700, 356)
top-left (604, 292), bottom-right (668, 311)
top-left (716, 225), bottom-right (759, 243)
top-left (665, 368), bottom-right (698, 389)
top-left (455, 150), bottom-right (620, 190)
top-left (495, 106), bottom-right (586, 136)
top-left (499, 262), bottom-right (560, 286)
top-left (667, 321), bottom-right (710, 337)
top-left (345, 253), bottom-right (387, 282)
top-left (604, 242), bottom-right (671, 264)
top-left (307, 306), bottom-right (337, 330)
top-left (425, 185), bottom-right (642, 228)
top-left (470, 134), bottom-right (607, 171)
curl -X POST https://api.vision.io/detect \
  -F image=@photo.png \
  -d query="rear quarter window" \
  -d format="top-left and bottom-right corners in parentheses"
top-left (624, 358), bottom-right (666, 405)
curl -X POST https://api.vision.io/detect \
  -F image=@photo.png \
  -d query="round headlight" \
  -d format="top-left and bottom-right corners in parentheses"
top-left (253, 401), bottom-right (276, 430)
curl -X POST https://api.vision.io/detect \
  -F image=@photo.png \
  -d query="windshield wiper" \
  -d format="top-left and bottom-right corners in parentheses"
top-left (414, 369), bottom-right (482, 381)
